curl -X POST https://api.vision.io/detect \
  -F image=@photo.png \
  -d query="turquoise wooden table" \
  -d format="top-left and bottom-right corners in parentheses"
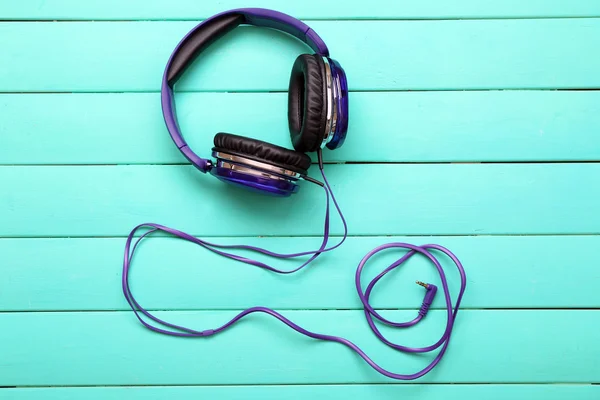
top-left (1, 1), bottom-right (600, 399)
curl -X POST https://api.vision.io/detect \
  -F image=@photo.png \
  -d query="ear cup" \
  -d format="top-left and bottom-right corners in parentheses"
top-left (213, 133), bottom-right (311, 174)
top-left (288, 54), bottom-right (327, 153)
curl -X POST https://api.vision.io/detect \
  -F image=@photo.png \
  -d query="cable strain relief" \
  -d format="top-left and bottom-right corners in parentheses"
top-left (317, 149), bottom-right (324, 170)
top-left (418, 302), bottom-right (429, 317)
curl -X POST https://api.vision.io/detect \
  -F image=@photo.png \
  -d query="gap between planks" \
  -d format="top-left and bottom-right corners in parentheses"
top-left (3, 161), bottom-right (600, 167)
top-left (2, 16), bottom-right (600, 22)
top-left (1, 308), bottom-right (599, 314)
top-left (0, 382), bottom-right (597, 388)
top-left (1, 233), bottom-right (599, 239)
top-left (2, 88), bottom-right (600, 94)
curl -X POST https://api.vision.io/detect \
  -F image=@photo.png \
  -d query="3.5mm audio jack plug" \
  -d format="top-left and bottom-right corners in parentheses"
top-left (416, 281), bottom-right (438, 317)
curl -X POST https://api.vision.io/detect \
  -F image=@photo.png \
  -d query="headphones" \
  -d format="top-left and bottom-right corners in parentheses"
top-left (161, 8), bottom-right (349, 197)
top-left (125, 8), bottom-right (467, 381)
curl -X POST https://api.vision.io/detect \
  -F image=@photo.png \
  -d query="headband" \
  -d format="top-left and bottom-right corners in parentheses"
top-left (161, 8), bottom-right (330, 173)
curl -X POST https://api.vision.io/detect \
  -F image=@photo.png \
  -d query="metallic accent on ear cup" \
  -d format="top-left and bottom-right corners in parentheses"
top-left (329, 60), bottom-right (339, 142)
top-left (325, 58), bottom-right (348, 150)
top-left (320, 57), bottom-right (337, 149)
top-left (218, 161), bottom-right (296, 182)
top-left (213, 151), bottom-right (303, 178)
top-left (210, 153), bottom-right (302, 197)
top-left (210, 164), bottom-right (300, 197)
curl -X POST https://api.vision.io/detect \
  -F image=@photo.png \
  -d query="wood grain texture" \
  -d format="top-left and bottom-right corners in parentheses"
top-left (3, 0), bottom-right (600, 20)
top-left (2, 0), bottom-right (600, 395)
top-left (2, 235), bottom-right (599, 312)
top-left (0, 310), bottom-right (598, 385)
top-left (2, 91), bottom-right (600, 165)
top-left (2, 385), bottom-right (599, 400)
top-left (1, 164), bottom-right (598, 237)
top-left (2, 19), bottom-right (600, 92)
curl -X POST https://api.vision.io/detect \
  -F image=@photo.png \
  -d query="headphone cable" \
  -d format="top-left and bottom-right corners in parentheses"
top-left (121, 158), bottom-right (466, 380)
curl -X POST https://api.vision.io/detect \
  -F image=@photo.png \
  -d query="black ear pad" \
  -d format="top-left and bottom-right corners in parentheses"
top-left (288, 54), bottom-right (327, 153)
top-left (213, 133), bottom-right (312, 175)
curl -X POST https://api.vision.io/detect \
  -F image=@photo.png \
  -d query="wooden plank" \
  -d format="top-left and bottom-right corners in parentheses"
top-left (1, 235), bottom-right (599, 312)
top-left (2, 0), bottom-right (600, 20)
top-left (2, 19), bottom-right (600, 92)
top-left (2, 385), bottom-right (598, 400)
top-left (1, 164), bottom-right (599, 237)
top-left (0, 310), bottom-right (598, 385)
top-left (2, 91), bottom-right (600, 164)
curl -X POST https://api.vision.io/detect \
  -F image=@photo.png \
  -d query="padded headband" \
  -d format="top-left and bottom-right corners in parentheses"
top-left (161, 8), bottom-right (330, 172)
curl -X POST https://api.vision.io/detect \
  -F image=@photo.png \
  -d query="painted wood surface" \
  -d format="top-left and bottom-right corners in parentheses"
top-left (0, 310), bottom-right (598, 385)
top-left (1, 1), bottom-right (599, 398)
top-left (2, 236), bottom-right (599, 312)
top-left (2, 19), bottom-right (600, 92)
top-left (3, 0), bottom-right (600, 20)
top-left (1, 164), bottom-right (599, 237)
top-left (2, 385), bottom-right (599, 400)
top-left (2, 91), bottom-right (600, 164)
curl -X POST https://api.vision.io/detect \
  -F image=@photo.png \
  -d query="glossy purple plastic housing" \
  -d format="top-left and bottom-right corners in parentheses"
top-left (210, 166), bottom-right (300, 196)
top-left (160, 8), bottom-right (346, 196)
top-left (327, 58), bottom-right (349, 150)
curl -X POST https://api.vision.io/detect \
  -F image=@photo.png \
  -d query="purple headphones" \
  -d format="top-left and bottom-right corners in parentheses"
top-left (161, 8), bottom-right (349, 196)
top-left (124, 9), bottom-right (467, 381)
